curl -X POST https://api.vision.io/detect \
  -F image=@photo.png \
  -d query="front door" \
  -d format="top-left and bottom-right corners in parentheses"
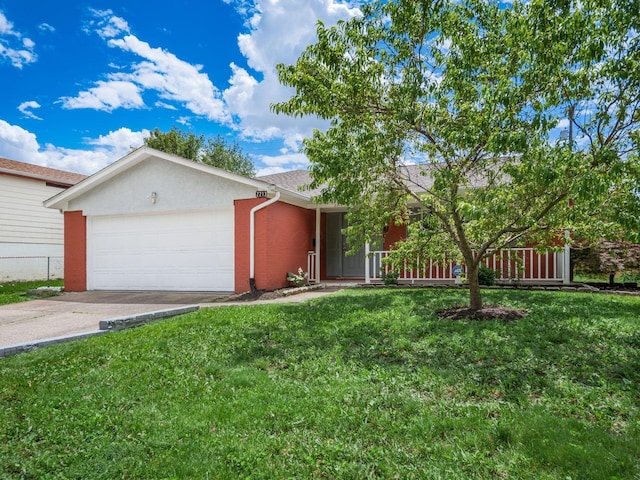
top-left (326, 212), bottom-right (366, 278)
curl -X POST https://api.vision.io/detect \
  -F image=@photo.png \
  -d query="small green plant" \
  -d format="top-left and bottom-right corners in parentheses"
top-left (381, 270), bottom-right (400, 285)
top-left (286, 267), bottom-right (308, 287)
top-left (478, 266), bottom-right (498, 286)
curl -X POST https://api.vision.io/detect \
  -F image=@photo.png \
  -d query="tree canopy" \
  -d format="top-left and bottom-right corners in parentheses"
top-left (573, 240), bottom-right (640, 284)
top-left (273, 0), bottom-right (640, 310)
top-left (144, 127), bottom-right (255, 177)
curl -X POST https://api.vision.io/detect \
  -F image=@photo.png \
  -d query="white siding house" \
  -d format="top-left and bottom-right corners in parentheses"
top-left (0, 158), bottom-right (86, 282)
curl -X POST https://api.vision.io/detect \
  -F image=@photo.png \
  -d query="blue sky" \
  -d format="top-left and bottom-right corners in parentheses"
top-left (0, 0), bottom-right (360, 175)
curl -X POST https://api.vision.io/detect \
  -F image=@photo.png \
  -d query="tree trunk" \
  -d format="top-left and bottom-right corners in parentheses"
top-left (466, 262), bottom-right (483, 310)
top-left (609, 272), bottom-right (615, 285)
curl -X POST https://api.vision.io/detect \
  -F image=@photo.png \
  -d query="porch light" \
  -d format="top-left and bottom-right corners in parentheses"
top-left (150, 192), bottom-right (158, 204)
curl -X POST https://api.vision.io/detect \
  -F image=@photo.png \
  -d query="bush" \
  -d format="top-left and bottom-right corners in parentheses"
top-left (478, 266), bottom-right (497, 286)
top-left (381, 271), bottom-right (400, 285)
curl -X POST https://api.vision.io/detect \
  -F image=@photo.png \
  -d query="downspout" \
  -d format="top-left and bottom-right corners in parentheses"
top-left (249, 190), bottom-right (280, 292)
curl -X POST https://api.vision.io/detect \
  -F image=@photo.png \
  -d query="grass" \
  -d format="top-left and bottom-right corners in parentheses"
top-left (1, 288), bottom-right (639, 479)
top-left (574, 272), bottom-right (640, 284)
top-left (0, 280), bottom-right (64, 306)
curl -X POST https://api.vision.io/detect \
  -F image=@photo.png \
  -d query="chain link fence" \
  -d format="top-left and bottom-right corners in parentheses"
top-left (0, 256), bottom-right (63, 283)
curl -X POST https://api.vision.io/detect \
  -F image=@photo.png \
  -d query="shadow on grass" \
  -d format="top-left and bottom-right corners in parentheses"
top-left (220, 288), bottom-right (640, 478)
top-left (231, 288), bottom-right (640, 403)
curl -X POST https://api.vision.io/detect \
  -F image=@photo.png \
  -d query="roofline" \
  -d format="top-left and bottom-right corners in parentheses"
top-left (0, 167), bottom-right (80, 187)
top-left (44, 146), bottom-right (312, 210)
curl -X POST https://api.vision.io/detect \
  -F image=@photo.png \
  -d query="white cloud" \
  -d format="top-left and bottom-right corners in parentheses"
top-left (85, 127), bottom-right (148, 150)
top-left (0, 11), bottom-right (17, 35)
top-left (254, 152), bottom-right (309, 176)
top-left (60, 80), bottom-right (144, 111)
top-left (65, 10), bottom-right (228, 122)
top-left (0, 120), bottom-right (147, 174)
top-left (38, 23), bottom-right (55, 33)
top-left (155, 101), bottom-right (177, 110)
top-left (18, 100), bottom-right (42, 120)
top-left (108, 35), bottom-right (228, 121)
top-left (0, 11), bottom-right (37, 68)
top-left (223, 0), bottom-right (359, 151)
top-left (88, 9), bottom-right (130, 39)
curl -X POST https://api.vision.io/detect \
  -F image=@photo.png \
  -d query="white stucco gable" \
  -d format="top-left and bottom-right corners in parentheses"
top-left (66, 156), bottom-right (259, 216)
top-left (45, 147), bottom-right (310, 214)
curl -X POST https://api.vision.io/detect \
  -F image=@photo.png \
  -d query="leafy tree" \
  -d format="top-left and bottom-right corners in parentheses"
top-left (144, 127), bottom-right (203, 161)
top-left (200, 136), bottom-right (255, 178)
top-left (144, 127), bottom-right (255, 177)
top-left (573, 240), bottom-right (640, 285)
top-left (273, 0), bottom-right (640, 311)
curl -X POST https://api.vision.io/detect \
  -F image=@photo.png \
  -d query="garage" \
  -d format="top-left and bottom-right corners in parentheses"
top-left (44, 147), bottom-right (308, 293)
top-left (87, 208), bottom-right (234, 291)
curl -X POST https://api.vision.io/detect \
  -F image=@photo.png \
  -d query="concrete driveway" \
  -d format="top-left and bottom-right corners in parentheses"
top-left (0, 286), bottom-right (346, 357)
top-left (0, 291), bottom-right (225, 350)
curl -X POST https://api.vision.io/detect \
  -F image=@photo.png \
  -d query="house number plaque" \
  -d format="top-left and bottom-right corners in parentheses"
top-left (256, 191), bottom-right (268, 198)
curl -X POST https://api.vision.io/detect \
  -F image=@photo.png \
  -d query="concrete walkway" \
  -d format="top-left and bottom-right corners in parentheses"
top-left (0, 287), bottom-right (345, 357)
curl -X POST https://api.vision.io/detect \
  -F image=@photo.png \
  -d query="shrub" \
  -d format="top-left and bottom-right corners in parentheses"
top-left (478, 266), bottom-right (497, 286)
top-left (381, 270), bottom-right (400, 285)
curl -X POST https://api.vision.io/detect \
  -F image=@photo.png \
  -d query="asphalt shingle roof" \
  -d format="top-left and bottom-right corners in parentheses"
top-left (0, 158), bottom-right (87, 186)
top-left (256, 165), bottom-right (437, 199)
top-left (256, 170), bottom-right (320, 199)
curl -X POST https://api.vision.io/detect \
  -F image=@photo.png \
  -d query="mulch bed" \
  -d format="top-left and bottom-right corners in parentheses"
top-left (222, 289), bottom-right (283, 302)
top-left (583, 282), bottom-right (639, 292)
top-left (437, 305), bottom-right (526, 321)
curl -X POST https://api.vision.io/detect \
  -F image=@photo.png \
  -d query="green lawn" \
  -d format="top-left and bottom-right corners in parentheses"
top-left (1, 288), bottom-right (638, 479)
top-left (573, 273), bottom-right (640, 284)
top-left (0, 280), bottom-right (64, 306)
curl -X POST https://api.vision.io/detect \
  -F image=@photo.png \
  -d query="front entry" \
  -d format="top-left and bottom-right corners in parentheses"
top-left (326, 212), bottom-right (366, 278)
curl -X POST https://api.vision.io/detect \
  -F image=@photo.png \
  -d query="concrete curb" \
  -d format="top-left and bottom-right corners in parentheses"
top-left (1, 305), bottom-right (200, 358)
top-left (99, 305), bottom-right (200, 331)
top-left (0, 330), bottom-right (107, 358)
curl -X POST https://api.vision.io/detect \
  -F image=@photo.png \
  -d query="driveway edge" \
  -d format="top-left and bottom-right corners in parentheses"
top-left (99, 305), bottom-right (200, 331)
top-left (1, 305), bottom-right (200, 358)
top-left (0, 330), bottom-right (108, 358)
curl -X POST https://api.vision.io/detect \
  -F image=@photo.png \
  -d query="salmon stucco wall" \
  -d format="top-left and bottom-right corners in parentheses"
top-left (64, 211), bottom-right (86, 291)
top-left (234, 199), bottom-right (315, 293)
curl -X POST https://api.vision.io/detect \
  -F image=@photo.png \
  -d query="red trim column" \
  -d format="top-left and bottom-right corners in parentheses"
top-left (64, 211), bottom-right (86, 291)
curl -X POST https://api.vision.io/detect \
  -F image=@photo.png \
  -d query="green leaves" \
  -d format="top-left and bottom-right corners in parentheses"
top-left (273, 0), bottom-right (640, 308)
top-left (144, 127), bottom-right (255, 177)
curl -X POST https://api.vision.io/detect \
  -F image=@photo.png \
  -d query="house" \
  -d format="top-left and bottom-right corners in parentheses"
top-left (0, 158), bottom-right (87, 282)
top-left (44, 147), bottom-right (570, 293)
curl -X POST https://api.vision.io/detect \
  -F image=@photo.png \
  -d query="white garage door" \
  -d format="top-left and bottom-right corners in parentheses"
top-left (87, 209), bottom-right (234, 291)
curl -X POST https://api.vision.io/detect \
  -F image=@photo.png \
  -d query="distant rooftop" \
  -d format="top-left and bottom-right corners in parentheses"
top-left (256, 164), bottom-right (437, 199)
top-left (256, 170), bottom-right (320, 199)
top-left (0, 158), bottom-right (87, 186)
